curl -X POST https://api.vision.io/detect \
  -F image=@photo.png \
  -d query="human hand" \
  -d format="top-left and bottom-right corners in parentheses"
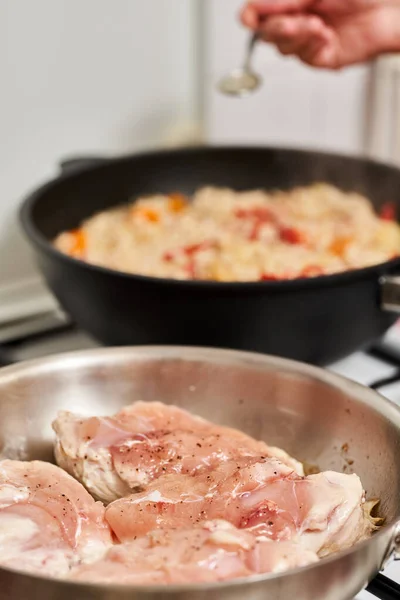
top-left (241, 0), bottom-right (400, 69)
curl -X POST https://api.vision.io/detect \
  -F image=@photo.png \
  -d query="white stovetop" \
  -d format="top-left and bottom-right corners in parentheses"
top-left (4, 325), bottom-right (400, 599)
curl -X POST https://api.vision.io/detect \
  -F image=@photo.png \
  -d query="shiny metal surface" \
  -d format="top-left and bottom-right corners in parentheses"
top-left (378, 522), bottom-right (400, 570)
top-left (381, 276), bottom-right (400, 313)
top-left (218, 33), bottom-right (261, 96)
top-left (0, 346), bottom-right (399, 600)
top-left (393, 523), bottom-right (400, 561)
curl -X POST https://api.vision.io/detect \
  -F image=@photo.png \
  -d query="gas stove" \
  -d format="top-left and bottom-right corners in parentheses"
top-left (0, 313), bottom-right (399, 599)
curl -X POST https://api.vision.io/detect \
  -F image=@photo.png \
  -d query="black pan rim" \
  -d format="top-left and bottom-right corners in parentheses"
top-left (19, 144), bottom-right (400, 291)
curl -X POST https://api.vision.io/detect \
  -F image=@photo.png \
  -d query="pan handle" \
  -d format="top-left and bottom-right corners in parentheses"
top-left (376, 521), bottom-right (400, 570)
top-left (366, 573), bottom-right (400, 599)
top-left (390, 523), bottom-right (400, 562)
top-left (379, 522), bottom-right (400, 569)
top-left (381, 276), bottom-right (400, 313)
top-left (364, 524), bottom-right (400, 599)
top-left (59, 156), bottom-right (110, 175)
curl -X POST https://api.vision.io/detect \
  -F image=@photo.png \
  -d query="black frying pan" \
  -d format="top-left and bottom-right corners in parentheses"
top-left (19, 146), bottom-right (400, 365)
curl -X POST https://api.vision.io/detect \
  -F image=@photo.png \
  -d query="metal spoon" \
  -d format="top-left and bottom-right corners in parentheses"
top-left (218, 33), bottom-right (261, 97)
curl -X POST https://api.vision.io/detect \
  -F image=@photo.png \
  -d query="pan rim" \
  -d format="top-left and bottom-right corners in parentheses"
top-left (19, 145), bottom-right (400, 292)
top-left (0, 345), bottom-right (398, 594)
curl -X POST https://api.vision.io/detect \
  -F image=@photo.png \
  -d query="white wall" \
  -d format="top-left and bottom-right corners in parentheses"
top-left (204, 0), bottom-right (371, 153)
top-left (1, 0), bottom-right (380, 324)
top-left (1, 0), bottom-right (199, 290)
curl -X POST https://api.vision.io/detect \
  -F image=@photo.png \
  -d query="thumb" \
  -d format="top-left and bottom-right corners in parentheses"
top-left (248, 0), bottom-right (316, 14)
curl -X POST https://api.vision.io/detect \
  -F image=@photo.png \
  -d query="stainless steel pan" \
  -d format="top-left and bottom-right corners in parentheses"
top-left (0, 346), bottom-right (399, 600)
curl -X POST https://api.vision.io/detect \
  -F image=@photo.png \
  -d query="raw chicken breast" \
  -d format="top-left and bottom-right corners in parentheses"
top-left (106, 473), bottom-right (210, 540)
top-left (106, 457), bottom-right (373, 557)
top-left (0, 460), bottom-right (113, 578)
top-left (105, 458), bottom-right (300, 540)
top-left (53, 401), bottom-right (303, 503)
top-left (71, 520), bottom-right (318, 585)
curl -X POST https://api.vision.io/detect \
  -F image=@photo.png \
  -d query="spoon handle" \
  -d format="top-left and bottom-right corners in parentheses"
top-left (243, 33), bottom-right (258, 71)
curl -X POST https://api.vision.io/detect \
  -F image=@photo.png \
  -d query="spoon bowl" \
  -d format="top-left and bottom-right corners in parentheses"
top-left (218, 68), bottom-right (262, 97)
top-left (217, 33), bottom-right (262, 97)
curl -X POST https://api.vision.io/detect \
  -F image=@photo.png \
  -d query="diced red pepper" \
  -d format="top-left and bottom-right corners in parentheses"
top-left (163, 241), bottom-right (217, 271)
top-left (380, 202), bottom-right (396, 221)
top-left (260, 273), bottom-right (281, 281)
top-left (235, 207), bottom-right (274, 221)
top-left (300, 265), bottom-right (323, 277)
top-left (249, 221), bottom-right (265, 241)
top-left (235, 207), bottom-right (276, 241)
top-left (184, 243), bottom-right (204, 256)
top-left (183, 241), bottom-right (217, 255)
top-left (185, 259), bottom-right (196, 279)
top-left (279, 227), bottom-right (303, 244)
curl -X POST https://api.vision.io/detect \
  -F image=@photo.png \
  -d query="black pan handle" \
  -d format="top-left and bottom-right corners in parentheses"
top-left (0, 351), bottom-right (15, 368)
top-left (59, 156), bottom-right (110, 175)
top-left (366, 573), bottom-right (400, 599)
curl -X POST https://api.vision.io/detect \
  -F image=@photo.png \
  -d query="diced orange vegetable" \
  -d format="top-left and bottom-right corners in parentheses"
top-left (142, 208), bottom-right (160, 222)
top-left (168, 193), bottom-right (188, 213)
top-left (329, 236), bottom-right (352, 257)
top-left (131, 206), bottom-right (160, 222)
top-left (380, 202), bottom-right (396, 221)
top-left (70, 229), bottom-right (86, 258)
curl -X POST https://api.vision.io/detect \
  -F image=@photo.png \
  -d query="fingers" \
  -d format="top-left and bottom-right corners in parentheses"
top-left (247, 0), bottom-right (316, 16)
top-left (282, 27), bottom-right (340, 69)
top-left (240, 7), bottom-right (325, 43)
top-left (240, 5), bottom-right (260, 29)
top-left (240, 3), bottom-right (341, 69)
top-left (300, 33), bottom-right (340, 69)
top-left (260, 14), bottom-right (325, 43)
top-left (258, 13), bottom-right (328, 53)
top-left (250, 13), bottom-right (340, 68)
top-left (240, 0), bottom-right (317, 29)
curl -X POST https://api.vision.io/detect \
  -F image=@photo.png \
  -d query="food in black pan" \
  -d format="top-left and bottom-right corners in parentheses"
top-left (54, 183), bottom-right (400, 282)
top-left (20, 147), bottom-right (400, 362)
top-left (0, 401), bottom-right (379, 585)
